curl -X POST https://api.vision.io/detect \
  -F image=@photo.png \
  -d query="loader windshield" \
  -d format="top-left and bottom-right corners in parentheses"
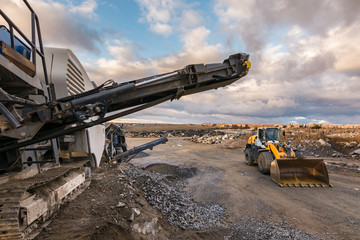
top-left (264, 128), bottom-right (280, 142)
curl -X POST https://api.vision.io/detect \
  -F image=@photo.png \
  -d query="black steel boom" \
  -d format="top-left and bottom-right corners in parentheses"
top-left (0, 53), bottom-right (250, 151)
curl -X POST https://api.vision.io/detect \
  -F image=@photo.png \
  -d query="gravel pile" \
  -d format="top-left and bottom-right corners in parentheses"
top-left (120, 163), bottom-right (330, 239)
top-left (188, 133), bottom-right (239, 144)
top-left (289, 139), bottom-right (360, 159)
top-left (128, 129), bottom-right (246, 145)
top-left (226, 219), bottom-right (326, 240)
top-left (127, 126), bottom-right (360, 159)
top-left (122, 163), bottom-right (225, 230)
top-left (127, 129), bottom-right (225, 138)
top-left (292, 142), bottom-right (345, 158)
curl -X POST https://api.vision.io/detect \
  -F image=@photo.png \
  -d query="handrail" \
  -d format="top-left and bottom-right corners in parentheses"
top-left (0, 0), bottom-right (52, 101)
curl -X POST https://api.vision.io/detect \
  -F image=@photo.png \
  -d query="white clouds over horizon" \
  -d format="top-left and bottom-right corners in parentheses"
top-left (2, 0), bottom-right (360, 124)
top-left (84, 0), bottom-right (225, 82)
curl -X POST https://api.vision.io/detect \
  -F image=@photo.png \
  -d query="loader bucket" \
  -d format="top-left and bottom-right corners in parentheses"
top-left (270, 158), bottom-right (332, 187)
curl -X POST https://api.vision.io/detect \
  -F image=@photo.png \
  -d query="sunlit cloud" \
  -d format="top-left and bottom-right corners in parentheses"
top-left (3, 0), bottom-right (360, 124)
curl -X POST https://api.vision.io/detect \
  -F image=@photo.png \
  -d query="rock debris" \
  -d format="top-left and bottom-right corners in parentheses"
top-left (122, 163), bottom-right (224, 230)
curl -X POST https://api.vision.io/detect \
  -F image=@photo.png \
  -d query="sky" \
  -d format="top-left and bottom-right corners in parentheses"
top-left (2, 0), bottom-right (360, 124)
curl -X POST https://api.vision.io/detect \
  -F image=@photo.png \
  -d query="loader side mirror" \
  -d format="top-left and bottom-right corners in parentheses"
top-left (282, 131), bottom-right (286, 137)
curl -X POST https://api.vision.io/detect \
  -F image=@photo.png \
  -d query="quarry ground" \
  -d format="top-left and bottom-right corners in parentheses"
top-left (36, 125), bottom-right (360, 240)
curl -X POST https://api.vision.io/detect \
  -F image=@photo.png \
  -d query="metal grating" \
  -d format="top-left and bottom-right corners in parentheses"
top-left (66, 59), bottom-right (85, 95)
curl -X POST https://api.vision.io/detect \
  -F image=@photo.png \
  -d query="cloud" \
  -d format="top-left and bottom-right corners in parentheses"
top-left (85, 30), bottom-right (225, 85)
top-left (179, 9), bottom-right (203, 29)
top-left (214, 0), bottom-right (360, 64)
top-left (3, 0), bottom-right (360, 124)
top-left (135, 0), bottom-right (205, 37)
top-left (70, 0), bottom-right (98, 20)
top-left (2, 0), bottom-right (100, 52)
top-left (83, 0), bottom-right (225, 84)
top-left (85, 0), bottom-right (360, 124)
top-left (135, 0), bottom-right (177, 36)
top-left (151, 22), bottom-right (173, 36)
top-left (84, 26), bottom-right (224, 83)
top-left (204, 0), bottom-right (360, 124)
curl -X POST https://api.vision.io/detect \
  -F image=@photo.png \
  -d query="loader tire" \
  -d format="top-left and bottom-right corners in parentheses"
top-left (257, 151), bottom-right (273, 174)
top-left (245, 148), bottom-right (255, 166)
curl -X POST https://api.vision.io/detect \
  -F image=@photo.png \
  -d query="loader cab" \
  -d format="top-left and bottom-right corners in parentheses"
top-left (258, 127), bottom-right (281, 143)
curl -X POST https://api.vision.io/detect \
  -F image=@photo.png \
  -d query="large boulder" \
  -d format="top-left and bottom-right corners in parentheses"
top-left (350, 149), bottom-right (360, 155)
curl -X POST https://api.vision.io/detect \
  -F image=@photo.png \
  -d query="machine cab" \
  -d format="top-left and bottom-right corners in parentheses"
top-left (258, 127), bottom-right (281, 143)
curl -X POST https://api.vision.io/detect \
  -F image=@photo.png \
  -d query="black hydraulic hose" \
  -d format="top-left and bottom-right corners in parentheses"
top-left (0, 99), bottom-right (40, 107)
top-left (0, 103), bottom-right (21, 128)
top-left (54, 79), bottom-right (116, 104)
top-left (0, 80), bottom-right (117, 107)
top-left (0, 87), bottom-right (106, 107)
top-left (71, 83), bottom-right (135, 107)
top-left (0, 95), bottom-right (173, 153)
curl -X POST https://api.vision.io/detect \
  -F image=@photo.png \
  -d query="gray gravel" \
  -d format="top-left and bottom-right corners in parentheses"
top-left (225, 219), bottom-right (328, 240)
top-left (124, 163), bottom-right (224, 230)
top-left (120, 163), bottom-right (334, 239)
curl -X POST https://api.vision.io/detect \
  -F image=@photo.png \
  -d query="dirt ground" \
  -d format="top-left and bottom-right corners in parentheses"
top-left (35, 127), bottom-right (360, 240)
top-left (130, 138), bottom-right (360, 239)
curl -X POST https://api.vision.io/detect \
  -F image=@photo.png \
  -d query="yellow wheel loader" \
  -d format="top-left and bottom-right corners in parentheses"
top-left (244, 127), bottom-right (331, 187)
